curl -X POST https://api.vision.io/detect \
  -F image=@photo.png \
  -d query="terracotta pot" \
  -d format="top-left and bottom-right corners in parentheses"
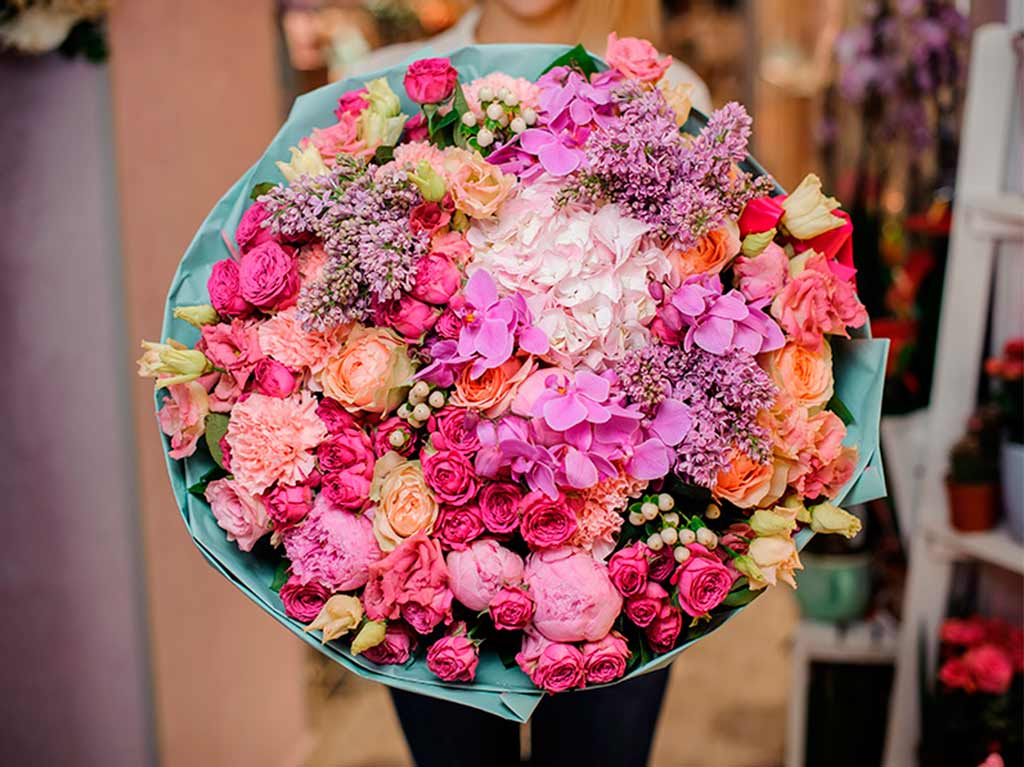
top-left (946, 479), bottom-right (1000, 532)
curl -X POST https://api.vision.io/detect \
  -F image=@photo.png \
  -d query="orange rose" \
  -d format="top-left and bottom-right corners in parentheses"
top-left (713, 448), bottom-right (775, 509)
top-left (371, 454), bottom-right (438, 551)
top-left (450, 355), bottom-right (537, 418)
top-left (444, 148), bottom-right (514, 219)
top-left (668, 222), bottom-right (740, 281)
top-left (318, 325), bottom-right (414, 414)
top-left (764, 339), bottom-right (834, 410)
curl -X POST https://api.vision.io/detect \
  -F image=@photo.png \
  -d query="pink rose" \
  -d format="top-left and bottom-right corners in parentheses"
top-left (409, 202), bottom-right (451, 236)
top-left (434, 505), bottom-right (486, 549)
top-left (317, 397), bottom-right (358, 434)
top-left (282, 494), bottom-right (381, 590)
top-left (404, 57), bottom-right (459, 104)
top-left (374, 416), bottom-right (419, 457)
top-left (605, 32), bottom-right (672, 83)
top-left (320, 470), bottom-right (371, 513)
top-left (317, 428), bottom-right (375, 479)
top-left (516, 632), bottom-right (585, 692)
top-left (524, 547), bottom-right (622, 642)
top-left (362, 623), bottom-right (417, 665)
top-left (581, 631), bottom-right (631, 685)
top-left (645, 603), bottom-right (683, 653)
top-left (376, 294), bottom-right (439, 341)
top-left (625, 581), bottom-right (668, 627)
top-left (520, 491), bottom-right (577, 550)
top-left (435, 308), bottom-right (462, 339)
top-left (411, 253), bottom-right (462, 305)
top-left (771, 252), bottom-right (867, 350)
top-left (941, 617), bottom-right (988, 647)
top-left (489, 586), bottom-right (534, 631)
top-left (648, 546), bottom-right (677, 582)
top-left (428, 407), bottom-right (481, 453)
top-left (426, 635), bottom-right (479, 682)
top-left (446, 538), bottom-right (524, 611)
top-left (235, 202), bottom-right (274, 252)
top-left (252, 358), bottom-right (297, 398)
top-left (207, 259), bottom-right (253, 318)
top-left (938, 658), bottom-right (973, 690)
top-left (430, 231), bottom-right (472, 266)
top-left (403, 112), bottom-right (429, 142)
top-left (200, 318), bottom-right (263, 387)
top-left (607, 542), bottom-right (650, 597)
top-left (303, 114), bottom-right (367, 164)
top-left (158, 381), bottom-right (210, 459)
top-left (205, 477), bottom-right (270, 552)
top-left (738, 196), bottom-right (784, 236)
top-left (734, 242), bottom-right (789, 302)
top-left (334, 87), bottom-right (368, 119)
top-left (478, 481), bottom-right (522, 534)
top-left (963, 644), bottom-right (1014, 694)
top-left (264, 483), bottom-right (314, 527)
top-left (671, 544), bottom-right (732, 617)
top-left (423, 449), bottom-right (478, 505)
top-left (278, 575), bottom-right (329, 623)
top-left (363, 531), bottom-right (453, 635)
top-left (239, 241), bottom-right (300, 311)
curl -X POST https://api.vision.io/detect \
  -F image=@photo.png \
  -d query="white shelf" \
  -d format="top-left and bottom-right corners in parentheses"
top-left (794, 617), bottom-right (900, 664)
top-left (963, 193), bottom-right (1024, 240)
top-left (925, 523), bottom-right (1024, 575)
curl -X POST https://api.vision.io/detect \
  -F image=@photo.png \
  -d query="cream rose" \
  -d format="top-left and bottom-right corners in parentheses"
top-left (370, 455), bottom-right (439, 551)
top-left (318, 325), bottom-right (414, 414)
top-left (444, 148), bottom-right (514, 219)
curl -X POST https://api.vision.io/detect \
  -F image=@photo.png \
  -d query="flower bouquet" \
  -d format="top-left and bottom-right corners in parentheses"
top-left (139, 38), bottom-right (888, 720)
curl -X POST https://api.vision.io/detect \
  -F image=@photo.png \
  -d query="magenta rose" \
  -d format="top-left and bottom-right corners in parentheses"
top-left (478, 481), bottom-right (522, 535)
top-left (625, 581), bottom-right (668, 628)
top-left (334, 87), bottom-right (368, 118)
top-left (426, 635), bottom-right (479, 682)
top-left (428, 407), bottom-right (482, 454)
top-left (516, 632), bottom-right (585, 693)
top-left (207, 259), bottom-right (253, 318)
top-left (373, 416), bottom-right (419, 457)
top-left (738, 195), bottom-right (784, 236)
top-left (409, 202), bottom-right (451, 236)
top-left (671, 545), bottom-right (732, 617)
top-left (320, 470), bottom-right (371, 513)
top-left (278, 575), bottom-right (330, 623)
top-left (403, 112), bottom-right (429, 142)
top-left (235, 202), bottom-right (274, 252)
top-left (434, 307), bottom-right (461, 339)
top-left (252, 358), bottom-right (298, 398)
top-left (645, 603), bottom-right (683, 653)
top-left (317, 397), bottom-right (358, 434)
top-left (264, 483), bottom-right (314, 527)
top-left (410, 252), bottom-right (462, 306)
top-left (239, 241), bottom-right (300, 310)
top-left (607, 542), bottom-right (650, 597)
top-left (423, 449), bottom-right (478, 506)
top-left (519, 491), bottom-right (577, 550)
top-left (648, 545), bottom-right (677, 582)
top-left (377, 294), bottom-right (440, 341)
top-left (318, 428), bottom-right (375, 479)
top-left (446, 539), bottom-right (523, 611)
top-left (581, 631), bottom-right (631, 685)
top-left (403, 57), bottom-right (458, 104)
top-left (489, 586), bottom-right (534, 631)
top-left (363, 532), bottom-right (453, 635)
top-left (362, 623), bottom-right (416, 665)
top-left (434, 505), bottom-right (486, 550)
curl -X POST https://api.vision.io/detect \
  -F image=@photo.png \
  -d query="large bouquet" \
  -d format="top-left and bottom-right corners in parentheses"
top-left (139, 38), bottom-right (887, 719)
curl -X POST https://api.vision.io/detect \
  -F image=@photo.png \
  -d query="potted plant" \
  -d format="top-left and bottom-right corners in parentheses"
top-left (986, 339), bottom-right (1024, 541)
top-left (947, 408), bottom-right (1001, 532)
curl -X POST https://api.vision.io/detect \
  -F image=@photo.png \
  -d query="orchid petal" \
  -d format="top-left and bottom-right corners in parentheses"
top-left (692, 316), bottom-right (734, 355)
top-left (518, 128), bottom-right (556, 153)
top-left (628, 439), bottom-right (673, 481)
top-left (464, 269), bottom-right (498, 309)
top-left (563, 447), bottom-right (599, 488)
top-left (536, 141), bottom-right (582, 177)
top-left (543, 394), bottom-right (587, 431)
top-left (649, 399), bottom-right (693, 447)
top-left (518, 325), bottom-right (549, 355)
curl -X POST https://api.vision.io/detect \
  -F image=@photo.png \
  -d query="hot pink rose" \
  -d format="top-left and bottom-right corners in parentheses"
top-left (403, 112), bottom-right (429, 142)
top-left (963, 644), bottom-right (1014, 694)
top-left (771, 252), bottom-right (867, 350)
top-left (320, 470), bottom-right (372, 513)
top-left (363, 531), bottom-right (453, 635)
top-left (205, 477), bottom-right (270, 552)
top-left (423, 449), bottom-right (478, 506)
top-left (282, 494), bottom-right (381, 590)
top-left (489, 586), bottom-right (534, 631)
top-left (941, 617), bottom-right (988, 647)
top-left (426, 635), bottom-right (479, 682)
top-left (671, 544), bottom-right (732, 617)
top-left (648, 546), bottom-right (677, 582)
top-left (334, 87), bottom-right (368, 119)
top-left (607, 542), bottom-right (650, 597)
top-left (235, 202), bottom-right (274, 252)
top-left (159, 381), bottom-right (210, 459)
top-left (478, 481), bottom-right (522, 534)
top-left (625, 581), bottom-right (669, 627)
top-left (446, 539), bottom-right (524, 611)
top-left (516, 631), bottom-right (585, 692)
top-left (362, 623), bottom-right (416, 665)
top-left (278, 575), bottom-right (329, 623)
top-left (374, 416), bottom-right (419, 457)
top-left (252, 358), bottom-right (298, 398)
top-left (524, 547), bottom-right (622, 642)
top-left (376, 294), bottom-right (440, 341)
top-left (317, 428), bottom-right (375, 479)
top-left (409, 202), bottom-right (451, 236)
top-left (581, 631), bottom-right (631, 685)
top-left (734, 242), bottom-right (789, 302)
top-left (201, 318), bottom-right (263, 386)
top-left (435, 308), bottom-right (461, 339)
top-left (207, 259), bottom-right (253, 318)
top-left (239, 241), bottom-right (300, 311)
top-left (317, 397), bottom-right (358, 434)
top-left (411, 253), bottom-right (462, 305)
top-left (519, 491), bottom-right (577, 550)
top-left (404, 57), bottom-right (459, 104)
top-left (645, 603), bottom-right (683, 653)
top-left (938, 658), bottom-right (973, 690)
top-left (434, 505), bottom-right (486, 549)
top-left (605, 32), bottom-right (672, 83)
top-left (738, 196), bottom-right (784, 236)
top-left (428, 407), bottom-right (481, 453)
top-left (264, 482), bottom-right (314, 527)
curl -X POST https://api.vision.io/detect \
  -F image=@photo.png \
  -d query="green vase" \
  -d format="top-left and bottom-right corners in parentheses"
top-left (795, 552), bottom-right (872, 622)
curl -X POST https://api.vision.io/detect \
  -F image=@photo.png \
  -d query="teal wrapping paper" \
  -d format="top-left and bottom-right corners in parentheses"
top-left (157, 44), bottom-right (888, 722)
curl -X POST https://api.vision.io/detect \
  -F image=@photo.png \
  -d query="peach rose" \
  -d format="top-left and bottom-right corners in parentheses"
top-left (444, 148), bottom-right (514, 219)
top-left (668, 222), bottom-right (740, 281)
top-left (764, 339), bottom-right (834, 410)
top-left (713, 448), bottom-right (775, 509)
top-left (371, 453), bottom-right (439, 551)
top-left (450, 355), bottom-right (537, 418)
top-left (759, 391), bottom-right (809, 461)
top-left (318, 325), bottom-right (414, 414)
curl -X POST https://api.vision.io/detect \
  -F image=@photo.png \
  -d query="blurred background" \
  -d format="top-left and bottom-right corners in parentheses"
top-left (1, 1), bottom-right (1021, 765)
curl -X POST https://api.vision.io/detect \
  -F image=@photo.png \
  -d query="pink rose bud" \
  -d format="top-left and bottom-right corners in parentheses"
top-left (278, 575), bottom-right (330, 623)
top-left (426, 635), bottom-right (479, 682)
top-left (520, 639), bottom-right (586, 693)
top-left (317, 428), bottom-right (375, 479)
top-left (252, 358), bottom-right (298, 398)
top-left (362, 623), bottom-right (417, 666)
top-left (647, 545), bottom-right (677, 582)
top-left (235, 202), bottom-right (274, 252)
top-left (320, 470), bottom-right (372, 513)
top-left (316, 397), bottom-right (358, 434)
top-left (403, 112), bottom-right (429, 142)
top-left (265, 483), bottom-right (314, 527)
top-left (645, 603), bottom-right (683, 654)
top-left (607, 542), bottom-right (650, 597)
top-left (409, 202), bottom-right (452, 236)
top-left (334, 87), bottom-right (369, 119)
top-left (403, 57), bottom-right (459, 104)
top-left (625, 581), bottom-right (668, 627)
top-left (411, 253), bottom-right (462, 305)
top-left (671, 544), bottom-right (732, 617)
top-left (239, 241), bottom-right (300, 311)
top-left (423, 449), bottom-right (479, 506)
top-left (434, 505), bottom-right (486, 550)
top-left (377, 294), bottom-right (440, 341)
top-left (581, 631), bottom-right (631, 685)
top-left (489, 586), bottom-right (535, 631)
top-left (207, 259), bottom-right (253, 318)
top-left (738, 196), bottom-right (784, 237)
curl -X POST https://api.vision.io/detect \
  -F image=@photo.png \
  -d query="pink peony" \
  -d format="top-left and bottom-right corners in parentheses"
top-left (158, 380), bottom-right (210, 459)
top-left (489, 586), bottom-right (534, 631)
top-left (411, 252), bottom-right (461, 305)
top-left (645, 603), bottom-right (683, 653)
top-left (478, 481), bottom-right (522, 534)
top-left (605, 32), bottom-right (672, 83)
top-left (446, 539), bottom-right (524, 611)
top-left (225, 391), bottom-right (328, 495)
top-left (235, 202), bottom-right (274, 252)
top-left (771, 252), bottom-right (867, 350)
top-left (434, 505), bottom-right (486, 549)
top-left (205, 477), bottom-right (270, 552)
top-left (320, 470), bottom-right (372, 513)
top-left (524, 547), bottom-right (622, 642)
top-left (264, 482), bottom-right (314, 527)
top-left (201, 318), bottom-right (263, 387)
top-left (278, 575), bottom-right (330, 623)
top-left (607, 542), bottom-right (650, 597)
top-left (422, 449), bottom-right (478, 506)
top-left (362, 623), bottom-right (416, 665)
top-left (239, 241), bottom-right (300, 311)
top-left (738, 196), bottom-right (784, 236)
top-left (519, 491), bottom-right (577, 550)
top-left (671, 544), bottom-right (732, 617)
top-left (207, 259), bottom-right (253, 318)
top-left (257, 307), bottom-right (341, 374)
top-left (404, 57), bottom-right (458, 104)
top-left (625, 581), bottom-right (669, 627)
top-left (581, 631), bottom-right (631, 685)
top-left (516, 630), bottom-right (585, 692)
top-left (282, 494), bottom-right (381, 590)
top-left (426, 635), bottom-right (479, 682)
top-left (963, 644), bottom-right (1014, 694)
top-left (363, 532), bottom-right (453, 635)
top-left (252, 358), bottom-right (298, 398)
top-left (734, 242), bottom-right (789, 303)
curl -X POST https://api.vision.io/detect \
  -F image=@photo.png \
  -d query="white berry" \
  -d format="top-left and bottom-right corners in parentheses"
top-left (478, 86), bottom-right (494, 102)
top-left (705, 503), bottom-right (721, 520)
top-left (503, 92), bottom-right (519, 107)
top-left (412, 403), bottom-right (431, 422)
top-left (674, 546), bottom-right (691, 563)
top-left (662, 512), bottom-right (680, 527)
top-left (646, 534), bottom-right (665, 552)
top-left (510, 117), bottom-right (527, 133)
top-left (696, 527), bottom-right (718, 550)
top-left (660, 527), bottom-right (679, 545)
top-left (476, 128), bottom-right (494, 147)
top-left (628, 511), bottom-right (644, 526)
top-left (389, 429), bottom-right (408, 448)
top-left (461, 111), bottom-right (478, 127)
top-left (397, 403), bottom-right (413, 419)
top-left (657, 493), bottom-right (675, 511)
top-left (679, 529), bottom-right (696, 545)
top-left (486, 102), bottom-right (505, 121)
top-left (641, 502), bottom-right (659, 520)
top-left (428, 390), bottom-right (446, 409)
top-left (522, 107), bottom-right (537, 125)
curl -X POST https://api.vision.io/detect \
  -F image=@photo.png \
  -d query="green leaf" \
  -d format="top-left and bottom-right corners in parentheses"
top-left (249, 181), bottom-right (275, 200)
top-left (827, 394), bottom-right (856, 426)
top-left (269, 560), bottom-right (290, 593)
top-left (187, 465), bottom-right (229, 498)
top-left (372, 144), bottom-right (395, 165)
top-left (204, 413), bottom-right (230, 469)
top-left (721, 585), bottom-right (762, 608)
top-left (540, 44), bottom-right (600, 77)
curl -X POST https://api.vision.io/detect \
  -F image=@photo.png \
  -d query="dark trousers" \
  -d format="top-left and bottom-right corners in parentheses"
top-left (390, 667), bottom-right (671, 767)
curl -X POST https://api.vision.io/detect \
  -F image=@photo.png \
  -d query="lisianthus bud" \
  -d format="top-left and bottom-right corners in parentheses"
top-left (351, 620), bottom-right (388, 655)
top-left (364, 77), bottom-right (401, 117)
top-left (173, 304), bottom-right (219, 328)
top-left (750, 507), bottom-right (797, 537)
top-left (733, 554), bottom-right (765, 583)
top-left (741, 229), bottom-right (777, 258)
top-left (276, 144), bottom-right (328, 183)
top-left (781, 174), bottom-right (845, 240)
top-left (138, 340), bottom-right (212, 387)
top-left (304, 594), bottom-right (363, 643)
top-left (808, 502), bottom-right (862, 539)
top-left (409, 160), bottom-right (447, 202)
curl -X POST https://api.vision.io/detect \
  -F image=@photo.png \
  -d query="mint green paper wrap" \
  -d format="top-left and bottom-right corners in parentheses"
top-left (157, 44), bottom-right (888, 722)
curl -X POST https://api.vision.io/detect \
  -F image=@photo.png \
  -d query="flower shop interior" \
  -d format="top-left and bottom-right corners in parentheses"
top-left (2, 1), bottom-right (1022, 766)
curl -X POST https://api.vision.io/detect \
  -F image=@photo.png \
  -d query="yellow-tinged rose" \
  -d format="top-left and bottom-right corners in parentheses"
top-left (808, 502), bottom-right (862, 538)
top-left (713, 448), bottom-right (774, 509)
top-left (780, 174), bottom-right (845, 240)
top-left (317, 325), bottom-right (414, 414)
top-left (372, 458), bottom-right (438, 551)
top-left (749, 506), bottom-right (799, 537)
top-left (659, 80), bottom-right (693, 126)
top-left (747, 534), bottom-right (803, 590)
top-left (173, 304), bottom-right (219, 328)
top-left (276, 144), bottom-right (329, 183)
top-left (764, 339), bottom-right (834, 411)
top-left (137, 340), bottom-right (212, 387)
top-left (351, 620), bottom-right (388, 655)
top-left (304, 595), bottom-right (363, 643)
top-left (443, 148), bottom-right (514, 219)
